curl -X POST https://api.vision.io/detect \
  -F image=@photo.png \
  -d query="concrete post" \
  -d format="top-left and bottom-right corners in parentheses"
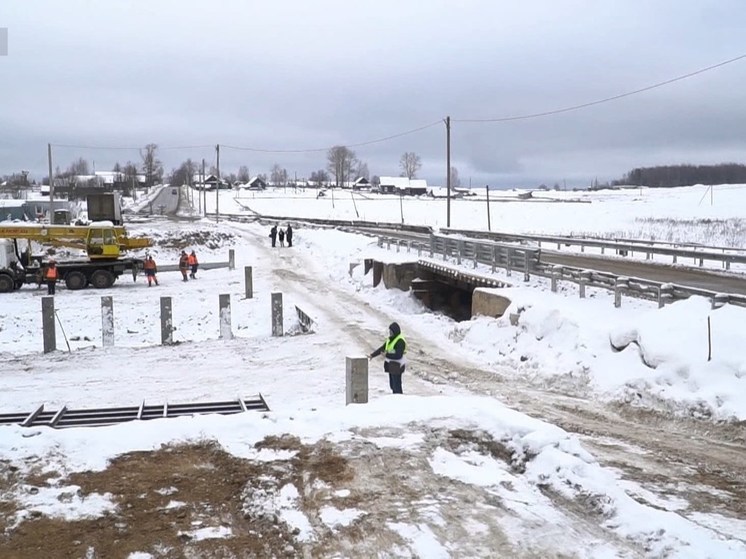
top-left (377, 237), bottom-right (383, 248)
top-left (271, 292), bottom-right (283, 336)
top-left (506, 248), bottom-right (513, 277)
top-left (228, 249), bottom-right (235, 270)
top-left (614, 278), bottom-right (628, 308)
top-left (429, 235), bottom-right (435, 257)
top-left (491, 246), bottom-right (497, 273)
top-left (219, 294), bottom-right (233, 339)
top-left (101, 296), bottom-right (114, 347)
top-left (579, 271), bottom-right (591, 299)
top-left (457, 240), bottom-right (463, 265)
top-left (473, 244), bottom-right (478, 269)
top-left (711, 293), bottom-right (729, 310)
top-left (345, 356), bottom-right (369, 405)
top-left (396, 239), bottom-right (401, 253)
top-left (657, 284), bottom-right (673, 308)
top-left (160, 296), bottom-right (173, 345)
top-left (551, 266), bottom-right (562, 292)
top-left (42, 296), bottom-right (56, 354)
top-left (244, 266), bottom-right (253, 299)
top-left (523, 253), bottom-right (530, 282)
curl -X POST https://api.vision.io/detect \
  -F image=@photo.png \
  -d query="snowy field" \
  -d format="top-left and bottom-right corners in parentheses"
top-left (0, 185), bottom-right (745, 557)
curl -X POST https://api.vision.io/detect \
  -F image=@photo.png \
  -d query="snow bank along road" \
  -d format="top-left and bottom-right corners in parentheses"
top-left (224, 223), bottom-right (746, 542)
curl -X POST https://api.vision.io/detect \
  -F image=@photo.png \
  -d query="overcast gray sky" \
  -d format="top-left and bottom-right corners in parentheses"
top-left (2, 0), bottom-right (746, 188)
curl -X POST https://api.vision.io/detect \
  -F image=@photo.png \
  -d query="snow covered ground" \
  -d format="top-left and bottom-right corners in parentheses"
top-left (0, 185), bottom-right (745, 557)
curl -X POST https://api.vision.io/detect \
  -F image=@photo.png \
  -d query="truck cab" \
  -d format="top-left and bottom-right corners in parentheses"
top-left (0, 239), bottom-right (24, 292)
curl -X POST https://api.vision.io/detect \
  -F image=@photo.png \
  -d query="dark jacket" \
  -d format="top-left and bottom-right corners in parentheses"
top-left (269, 226), bottom-right (277, 239)
top-left (286, 225), bottom-right (293, 239)
top-left (370, 322), bottom-right (406, 360)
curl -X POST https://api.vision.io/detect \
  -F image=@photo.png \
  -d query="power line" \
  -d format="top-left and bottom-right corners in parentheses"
top-left (50, 143), bottom-right (214, 151)
top-left (454, 53), bottom-right (746, 123)
top-left (221, 120), bottom-right (443, 153)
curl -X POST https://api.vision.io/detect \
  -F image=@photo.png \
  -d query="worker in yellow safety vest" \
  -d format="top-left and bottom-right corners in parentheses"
top-left (368, 322), bottom-right (407, 394)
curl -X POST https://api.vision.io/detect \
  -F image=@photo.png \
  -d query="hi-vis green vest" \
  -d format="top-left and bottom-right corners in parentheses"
top-left (385, 333), bottom-right (406, 354)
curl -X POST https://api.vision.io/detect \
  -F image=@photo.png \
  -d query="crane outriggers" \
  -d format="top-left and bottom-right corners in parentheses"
top-left (0, 223), bottom-right (153, 293)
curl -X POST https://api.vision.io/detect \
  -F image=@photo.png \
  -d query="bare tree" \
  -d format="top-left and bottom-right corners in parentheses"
top-left (140, 144), bottom-right (163, 188)
top-left (356, 161), bottom-right (370, 180)
top-left (450, 166), bottom-right (461, 188)
top-left (310, 169), bottom-right (329, 186)
top-left (399, 152), bottom-right (422, 179)
top-left (371, 175), bottom-right (381, 187)
top-left (326, 145), bottom-right (358, 187)
top-left (170, 159), bottom-right (197, 186)
top-left (112, 162), bottom-right (122, 173)
top-left (270, 164), bottom-right (288, 186)
top-left (67, 157), bottom-right (90, 176)
top-left (237, 165), bottom-right (250, 183)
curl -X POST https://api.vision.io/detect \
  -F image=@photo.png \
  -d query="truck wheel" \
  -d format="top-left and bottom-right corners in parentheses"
top-left (91, 270), bottom-right (115, 289)
top-left (65, 271), bottom-right (87, 290)
top-left (0, 274), bottom-right (14, 293)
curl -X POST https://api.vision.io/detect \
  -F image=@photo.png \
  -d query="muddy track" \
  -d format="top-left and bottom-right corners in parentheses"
top-left (227, 222), bottom-right (746, 535)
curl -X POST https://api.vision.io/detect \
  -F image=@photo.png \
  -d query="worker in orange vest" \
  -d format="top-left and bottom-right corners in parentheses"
top-left (143, 255), bottom-right (159, 286)
top-left (179, 251), bottom-right (189, 282)
top-left (44, 260), bottom-right (58, 295)
top-left (188, 250), bottom-right (198, 279)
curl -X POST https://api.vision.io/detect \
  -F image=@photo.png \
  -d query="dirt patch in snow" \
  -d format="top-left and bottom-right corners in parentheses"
top-left (0, 425), bottom-right (630, 558)
top-left (148, 230), bottom-right (237, 251)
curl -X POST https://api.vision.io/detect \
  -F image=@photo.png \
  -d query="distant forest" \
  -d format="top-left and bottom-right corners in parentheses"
top-left (612, 163), bottom-right (746, 188)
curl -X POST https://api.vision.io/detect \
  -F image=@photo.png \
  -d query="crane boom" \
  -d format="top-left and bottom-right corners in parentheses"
top-left (0, 224), bottom-right (152, 259)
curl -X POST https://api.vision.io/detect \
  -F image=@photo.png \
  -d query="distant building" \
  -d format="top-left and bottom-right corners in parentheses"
top-left (247, 176), bottom-right (268, 190)
top-left (353, 177), bottom-right (370, 190)
top-left (378, 176), bottom-right (428, 196)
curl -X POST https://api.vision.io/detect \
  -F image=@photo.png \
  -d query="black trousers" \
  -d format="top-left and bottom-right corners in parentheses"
top-left (46, 280), bottom-right (55, 295)
top-left (388, 373), bottom-right (403, 394)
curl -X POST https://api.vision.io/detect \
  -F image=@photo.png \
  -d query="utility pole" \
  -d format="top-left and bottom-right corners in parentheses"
top-left (486, 185), bottom-right (491, 231)
top-left (47, 143), bottom-right (54, 219)
top-left (216, 144), bottom-right (220, 223)
top-left (200, 158), bottom-right (205, 216)
top-left (445, 116), bottom-right (451, 228)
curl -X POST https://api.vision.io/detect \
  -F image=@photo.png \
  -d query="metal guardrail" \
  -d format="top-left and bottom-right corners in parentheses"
top-left (444, 228), bottom-right (746, 270)
top-left (377, 233), bottom-right (540, 282)
top-left (0, 395), bottom-right (269, 429)
top-left (378, 233), bottom-right (746, 309)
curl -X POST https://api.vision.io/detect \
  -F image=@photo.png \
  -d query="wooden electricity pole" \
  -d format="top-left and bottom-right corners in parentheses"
top-left (486, 185), bottom-right (491, 231)
top-left (445, 116), bottom-right (451, 228)
top-left (216, 144), bottom-right (220, 223)
top-left (47, 143), bottom-right (55, 218)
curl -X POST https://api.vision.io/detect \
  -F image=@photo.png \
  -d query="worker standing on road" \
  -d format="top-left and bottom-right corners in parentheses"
top-left (179, 251), bottom-right (189, 282)
top-left (286, 224), bottom-right (293, 247)
top-left (269, 225), bottom-right (277, 247)
top-left (44, 260), bottom-right (58, 295)
top-left (278, 228), bottom-right (285, 247)
top-left (188, 250), bottom-right (198, 279)
top-left (368, 322), bottom-right (407, 394)
top-left (143, 255), bottom-right (159, 286)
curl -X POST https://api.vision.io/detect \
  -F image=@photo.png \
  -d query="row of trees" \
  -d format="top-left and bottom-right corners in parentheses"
top-left (50, 144), bottom-right (461, 190)
top-left (614, 163), bottom-right (746, 188)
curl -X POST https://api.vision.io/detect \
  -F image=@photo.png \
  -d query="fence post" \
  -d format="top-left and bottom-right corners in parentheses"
top-left (417, 243), bottom-right (422, 257)
top-left (271, 292), bottom-right (283, 336)
top-left (711, 293), bottom-right (729, 310)
top-left (101, 296), bottom-right (114, 347)
top-left (473, 244), bottom-right (479, 269)
top-left (579, 271), bottom-right (591, 299)
top-left (506, 248), bottom-right (513, 277)
top-left (219, 294), bottom-right (233, 339)
top-left (457, 240), bottom-right (463, 265)
top-left (614, 278), bottom-right (629, 308)
top-left (228, 249), bottom-right (235, 270)
top-left (378, 237), bottom-right (384, 248)
top-left (345, 356), bottom-right (369, 405)
top-left (160, 296), bottom-right (173, 345)
top-left (387, 238), bottom-right (391, 250)
top-left (407, 240), bottom-right (412, 253)
top-left (491, 246), bottom-right (497, 273)
top-left (396, 239), bottom-right (401, 253)
top-left (523, 251), bottom-right (530, 282)
top-left (551, 266), bottom-right (562, 292)
top-left (429, 235), bottom-right (435, 257)
top-left (658, 284), bottom-right (673, 308)
top-left (244, 266), bottom-right (253, 299)
top-left (42, 296), bottom-right (56, 354)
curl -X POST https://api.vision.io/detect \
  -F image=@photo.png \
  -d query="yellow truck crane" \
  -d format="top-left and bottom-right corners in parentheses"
top-left (0, 224), bottom-right (152, 292)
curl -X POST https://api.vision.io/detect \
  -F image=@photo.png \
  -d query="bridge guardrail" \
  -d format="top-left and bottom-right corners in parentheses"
top-left (378, 234), bottom-right (746, 309)
top-left (444, 227), bottom-right (746, 270)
